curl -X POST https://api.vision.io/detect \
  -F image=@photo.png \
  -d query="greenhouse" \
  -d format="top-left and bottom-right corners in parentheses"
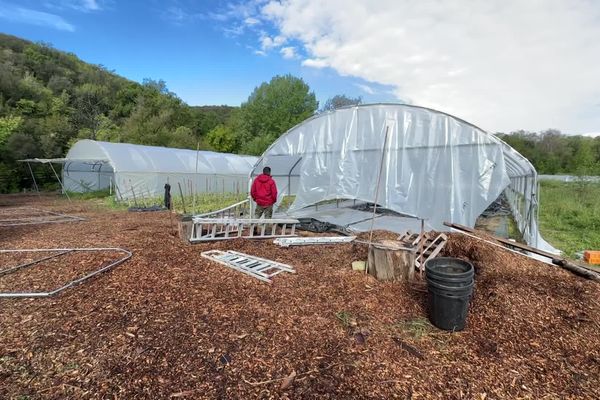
top-left (251, 103), bottom-right (551, 250)
top-left (64, 140), bottom-right (258, 200)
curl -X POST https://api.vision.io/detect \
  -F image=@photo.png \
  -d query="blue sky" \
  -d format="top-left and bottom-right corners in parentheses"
top-left (1, 0), bottom-right (600, 134)
top-left (0, 0), bottom-right (394, 108)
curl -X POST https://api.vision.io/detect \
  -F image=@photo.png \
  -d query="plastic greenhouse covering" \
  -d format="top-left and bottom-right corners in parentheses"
top-left (64, 140), bottom-right (258, 200)
top-left (251, 104), bottom-right (553, 251)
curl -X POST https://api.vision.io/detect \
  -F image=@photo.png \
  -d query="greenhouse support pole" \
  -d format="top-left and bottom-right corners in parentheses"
top-left (178, 182), bottom-right (187, 214)
top-left (26, 161), bottom-right (40, 196)
top-left (49, 162), bottom-right (71, 202)
top-left (129, 180), bottom-right (139, 207)
top-left (115, 183), bottom-right (124, 202)
top-left (365, 126), bottom-right (389, 275)
top-left (419, 218), bottom-right (425, 276)
top-left (194, 142), bottom-right (199, 213)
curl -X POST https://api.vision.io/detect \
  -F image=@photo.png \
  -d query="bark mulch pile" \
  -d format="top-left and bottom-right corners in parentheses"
top-left (0, 195), bottom-right (599, 399)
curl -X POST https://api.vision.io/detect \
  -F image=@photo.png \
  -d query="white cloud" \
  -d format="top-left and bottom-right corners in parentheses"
top-left (244, 16), bottom-right (260, 26)
top-left (45, 0), bottom-right (103, 12)
top-left (259, 33), bottom-right (286, 51)
top-left (161, 3), bottom-right (207, 25)
top-left (209, 1), bottom-right (265, 23)
top-left (280, 46), bottom-right (297, 59)
top-left (581, 132), bottom-right (600, 138)
top-left (80, 0), bottom-right (99, 11)
top-left (0, 3), bottom-right (75, 31)
top-left (354, 83), bottom-right (375, 95)
top-left (254, 49), bottom-right (267, 56)
top-left (259, 0), bottom-right (600, 133)
top-left (301, 58), bottom-right (328, 69)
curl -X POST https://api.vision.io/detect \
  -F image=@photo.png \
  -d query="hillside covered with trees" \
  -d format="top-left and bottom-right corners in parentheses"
top-left (0, 34), bottom-right (242, 192)
top-left (2, 32), bottom-right (599, 193)
top-left (0, 33), bottom-right (323, 192)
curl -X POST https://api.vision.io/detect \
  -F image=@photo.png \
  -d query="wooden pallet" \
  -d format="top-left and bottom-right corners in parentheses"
top-left (398, 232), bottom-right (448, 270)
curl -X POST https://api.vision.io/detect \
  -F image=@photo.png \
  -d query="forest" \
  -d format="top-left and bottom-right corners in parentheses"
top-left (497, 131), bottom-right (600, 176)
top-left (1, 32), bottom-right (599, 193)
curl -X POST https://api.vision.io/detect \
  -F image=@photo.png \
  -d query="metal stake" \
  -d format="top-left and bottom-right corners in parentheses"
top-left (419, 218), bottom-right (425, 277)
top-left (178, 182), bottom-right (187, 214)
top-left (366, 126), bottom-right (390, 275)
top-left (49, 162), bottom-right (70, 202)
top-left (129, 180), bottom-right (139, 207)
top-left (26, 161), bottom-right (40, 196)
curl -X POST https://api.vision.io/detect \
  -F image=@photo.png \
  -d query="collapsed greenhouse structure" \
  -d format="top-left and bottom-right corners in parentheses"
top-left (251, 103), bottom-right (553, 251)
top-left (63, 140), bottom-right (258, 199)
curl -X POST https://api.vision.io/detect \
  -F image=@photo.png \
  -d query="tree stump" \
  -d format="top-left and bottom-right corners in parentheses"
top-left (367, 240), bottom-right (416, 282)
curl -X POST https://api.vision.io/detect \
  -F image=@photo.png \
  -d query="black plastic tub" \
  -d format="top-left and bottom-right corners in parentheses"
top-left (425, 257), bottom-right (474, 331)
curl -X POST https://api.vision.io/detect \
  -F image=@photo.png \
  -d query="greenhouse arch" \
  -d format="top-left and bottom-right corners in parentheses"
top-left (64, 140), bottom-right (258, 200)
top-left (251, 103), bottom-right (550, 250)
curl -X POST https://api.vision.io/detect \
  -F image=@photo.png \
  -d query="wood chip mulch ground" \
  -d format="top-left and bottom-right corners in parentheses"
top-left (0, 194), bottom-right (599, 399)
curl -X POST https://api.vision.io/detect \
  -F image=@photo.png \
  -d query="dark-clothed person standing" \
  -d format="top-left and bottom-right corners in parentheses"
top-left (251, 167), bottom-right (277, 218)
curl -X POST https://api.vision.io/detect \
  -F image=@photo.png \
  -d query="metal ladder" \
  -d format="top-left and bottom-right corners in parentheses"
top-left (201, 250), bottom-right (295, 283)
top-left (273, 236), bottom-right (356, 247)
top-left (190, 217), bottom-right (299, 242)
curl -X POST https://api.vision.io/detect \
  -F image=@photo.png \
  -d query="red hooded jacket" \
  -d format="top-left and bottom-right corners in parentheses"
top-left (251, 174), bottom-right (278, 207)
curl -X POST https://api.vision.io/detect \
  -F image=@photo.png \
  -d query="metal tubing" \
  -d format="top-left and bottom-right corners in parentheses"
top-left (0, 248), bottom-right (132, 298)
top-left (419, 218), bottom-right (425, 276)
top-left (26, 161), bottom-right (40, 196)
top-left (0, 207), bottom-right (84, 227)
top-left (130, 180), bottom-right (139, 207)
top-left (0, 250), bottom-right (72, 277)
top-left (366, 126), bottom-right (390, 274)
top-left (178, 182), bottom-right (187, 214)
top-left (49, 162), bottom-right (70, 202)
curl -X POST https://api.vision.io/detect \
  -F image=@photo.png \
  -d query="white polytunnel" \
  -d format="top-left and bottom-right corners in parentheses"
top-left (251, 103), bottom-right (554, 251)
top-left (64, 140), bottom-right (258, 200)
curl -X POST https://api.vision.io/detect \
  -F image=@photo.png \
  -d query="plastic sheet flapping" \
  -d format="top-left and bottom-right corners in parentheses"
top-left (252, 104), bottom-right (550, 250)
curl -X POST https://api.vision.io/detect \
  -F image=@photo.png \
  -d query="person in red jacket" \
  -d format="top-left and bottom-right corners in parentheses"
top-left (251, 166), bottom-right (278, 218)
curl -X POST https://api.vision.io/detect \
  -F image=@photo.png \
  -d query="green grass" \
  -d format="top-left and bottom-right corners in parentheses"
top-left (507, 216), bottom-right (523, 242)
top-left (66, 189), bottom-right (112, 200)
top-left (277, 195), bottom-right (296, 212)
top-left (539, 180), bottom-right (600, 258)
top-left (391, 318), bottom-right (434, 339)
top-left (69, 189), bottom-right (249, 215)
top-left (115, 192), bottom-right (248, 214)
top-left (335, 311), bottom-right (358, 328)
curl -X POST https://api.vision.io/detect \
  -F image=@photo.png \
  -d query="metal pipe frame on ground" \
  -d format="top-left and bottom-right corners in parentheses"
top-left (0, 207), bottom-right (85, 227)
top-left (0, 247), bottom-right (132, 298)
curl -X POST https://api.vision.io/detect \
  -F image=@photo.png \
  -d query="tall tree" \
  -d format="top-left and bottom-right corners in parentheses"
top-left (239, 74), bottom-right (318, 155)
top-left (72, 83), bottom-right (109, 140)
top-left (320, 94), bottom-right (362, 112)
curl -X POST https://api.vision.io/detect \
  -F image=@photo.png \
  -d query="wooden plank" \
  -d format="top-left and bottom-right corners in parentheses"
top-left (444, 222), bottom-right (600, 281)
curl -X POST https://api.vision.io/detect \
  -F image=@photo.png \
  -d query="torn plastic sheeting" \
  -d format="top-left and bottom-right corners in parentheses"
top-left (256, 104), bottom-right (510, 232)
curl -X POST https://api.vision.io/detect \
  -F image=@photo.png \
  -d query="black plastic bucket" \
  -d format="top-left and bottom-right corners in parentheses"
top-left (425, 257), bottom-right (474, 331)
